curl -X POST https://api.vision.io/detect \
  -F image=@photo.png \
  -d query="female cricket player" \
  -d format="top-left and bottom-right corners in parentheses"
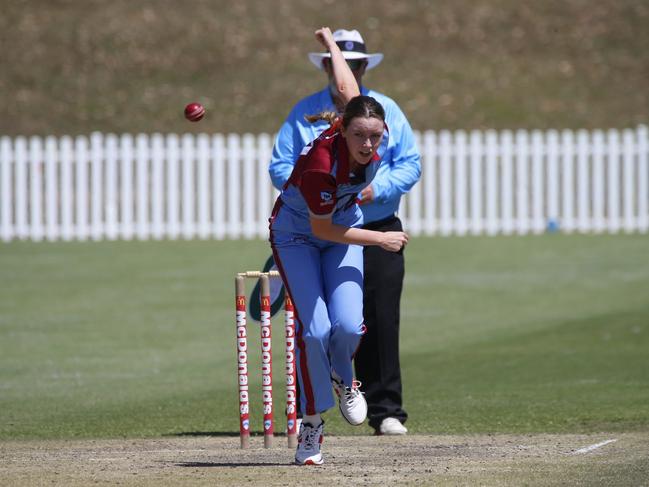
top-left (269, 27), bottom-right (408, 465)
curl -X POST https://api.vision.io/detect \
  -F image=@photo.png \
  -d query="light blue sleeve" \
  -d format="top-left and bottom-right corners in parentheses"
top-left (269, 110), bottom-right (301, 190)
top-left (370, 103), bottom-right (421, 203)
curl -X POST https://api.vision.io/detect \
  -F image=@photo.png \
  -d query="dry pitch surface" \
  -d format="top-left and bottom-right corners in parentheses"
top-left (1, 433), bottom-right (647, 486)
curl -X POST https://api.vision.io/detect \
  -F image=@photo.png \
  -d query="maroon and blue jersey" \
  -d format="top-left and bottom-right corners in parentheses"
top-left (270, 121), bottom-right (388, 236)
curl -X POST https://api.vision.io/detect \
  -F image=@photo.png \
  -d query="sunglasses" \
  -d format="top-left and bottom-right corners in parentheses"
top-left (324, 58), bottom-right (366, 71)
top-left (346, 59), bottom-right (367, 71)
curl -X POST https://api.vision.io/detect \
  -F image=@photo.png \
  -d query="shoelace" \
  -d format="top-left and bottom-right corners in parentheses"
top-left (342, 380), bottom-right (365, 405)
top-left (300, 425), bottom-right (321, 451)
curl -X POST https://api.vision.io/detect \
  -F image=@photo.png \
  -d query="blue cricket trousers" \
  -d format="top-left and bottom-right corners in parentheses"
top-left (271, 231), bottom-right (365, 416)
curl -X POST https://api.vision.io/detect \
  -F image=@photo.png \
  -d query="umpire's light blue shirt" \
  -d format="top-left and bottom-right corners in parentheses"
top-left (269, 87), bottom-right (421, 224)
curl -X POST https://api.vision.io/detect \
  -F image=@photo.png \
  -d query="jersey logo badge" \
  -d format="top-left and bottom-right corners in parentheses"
top-left (320, 191), bottom-right (333, 202)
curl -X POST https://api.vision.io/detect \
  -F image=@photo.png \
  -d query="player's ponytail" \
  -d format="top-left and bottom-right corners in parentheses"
top-left (304, 111), bottom-right (339, 125)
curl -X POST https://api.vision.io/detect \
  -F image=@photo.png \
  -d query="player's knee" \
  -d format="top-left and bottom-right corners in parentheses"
top-left (333, 318), bottom-right (364, 339)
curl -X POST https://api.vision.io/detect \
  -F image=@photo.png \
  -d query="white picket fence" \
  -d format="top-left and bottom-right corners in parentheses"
top-left (1, 126), bottom-right (648, 242)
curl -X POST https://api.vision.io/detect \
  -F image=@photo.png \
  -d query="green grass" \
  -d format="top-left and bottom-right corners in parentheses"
top-left (1, 235), bottom-right (648, 439)
top-left (1, 0), bottom-right (648, 136)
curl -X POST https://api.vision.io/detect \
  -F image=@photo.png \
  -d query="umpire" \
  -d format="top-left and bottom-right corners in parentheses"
top-left (268, 28), bottom-right (421, 435)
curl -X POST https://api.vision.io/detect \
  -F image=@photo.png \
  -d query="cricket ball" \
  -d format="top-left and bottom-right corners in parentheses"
top-left (184, 102), bottom-right (205, 122)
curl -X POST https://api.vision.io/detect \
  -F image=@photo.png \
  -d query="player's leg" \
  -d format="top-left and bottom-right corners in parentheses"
top-left (322, 242), bottom-right (367, 425)
top-left (321, 242), bottom-right (364, 383)
top-left (272, 239), bottom-right (332, 465)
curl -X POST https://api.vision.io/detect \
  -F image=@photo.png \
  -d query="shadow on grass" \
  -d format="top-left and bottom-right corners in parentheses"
top-left (177, 461), bottom-right (294, 468)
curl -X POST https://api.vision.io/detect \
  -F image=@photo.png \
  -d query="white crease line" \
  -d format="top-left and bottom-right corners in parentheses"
top-left (572, 439), bottom-right (617, 454)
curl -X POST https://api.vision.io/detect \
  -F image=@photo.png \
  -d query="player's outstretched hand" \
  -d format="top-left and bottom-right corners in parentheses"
top-left (315, 27), bottom-right (335, 51)
top-left (379, 231), bottom-right (409, 252)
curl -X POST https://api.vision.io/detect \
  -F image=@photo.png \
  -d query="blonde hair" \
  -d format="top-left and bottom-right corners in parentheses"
top-left (304, 111), bottom-right (339, 125)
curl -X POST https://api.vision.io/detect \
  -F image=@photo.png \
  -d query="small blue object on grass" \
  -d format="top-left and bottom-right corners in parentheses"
top-left (546, 218), bottom-right (560, 233)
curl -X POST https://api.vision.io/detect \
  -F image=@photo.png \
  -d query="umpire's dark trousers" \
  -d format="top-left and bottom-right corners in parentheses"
top-left (355, 215), bottom-right (408, 430)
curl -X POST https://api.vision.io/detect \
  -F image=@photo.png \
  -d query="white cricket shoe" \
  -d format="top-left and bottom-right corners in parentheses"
top-left (294, 421), bottom-right (324, 465)
top-left (332, 375), bottom-right (367, 426)
top-left (379, 417), bottom-right (408, 435)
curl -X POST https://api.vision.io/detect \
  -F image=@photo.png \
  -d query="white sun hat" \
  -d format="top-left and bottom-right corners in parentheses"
top-left (308, 29), bottom-right (384, 71)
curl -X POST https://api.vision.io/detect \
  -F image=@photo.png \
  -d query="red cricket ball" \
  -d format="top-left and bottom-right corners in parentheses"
top-left (184, 102), bottom-right (205, 122)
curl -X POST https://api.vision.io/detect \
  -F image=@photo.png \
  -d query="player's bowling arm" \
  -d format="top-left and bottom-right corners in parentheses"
top-left (315, 27), bottom-right (360, 104)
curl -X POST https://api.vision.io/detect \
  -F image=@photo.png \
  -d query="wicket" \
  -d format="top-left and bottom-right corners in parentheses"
top-left (235, 271), bottom-right (298, 449)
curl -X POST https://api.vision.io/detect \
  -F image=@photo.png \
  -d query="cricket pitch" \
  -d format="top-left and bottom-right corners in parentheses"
top-left (1, 433), bottom-right (647, 486)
